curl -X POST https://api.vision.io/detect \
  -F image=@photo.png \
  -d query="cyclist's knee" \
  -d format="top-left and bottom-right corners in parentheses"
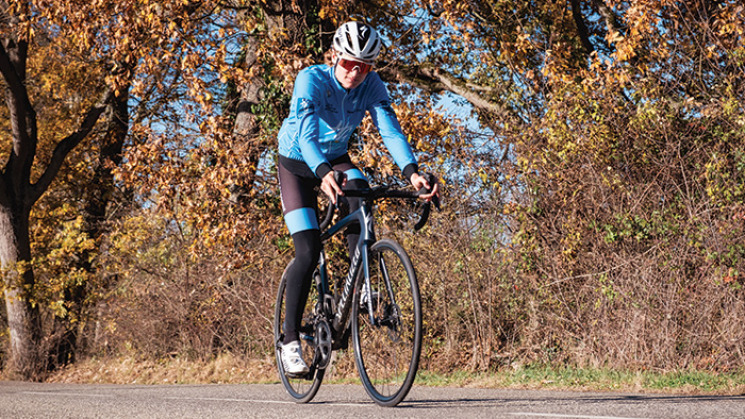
top-left (292, 229), bottom-right (322, 267)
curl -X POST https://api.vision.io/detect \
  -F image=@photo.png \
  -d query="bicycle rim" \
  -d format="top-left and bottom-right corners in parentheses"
top-left (352, 239), bottom-right (422, 406)
top-left (274, 260), bottom-right (324, 403)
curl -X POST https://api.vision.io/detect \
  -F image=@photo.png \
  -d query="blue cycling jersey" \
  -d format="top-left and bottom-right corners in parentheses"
top-left (278, 64), bottom-right (417, 178)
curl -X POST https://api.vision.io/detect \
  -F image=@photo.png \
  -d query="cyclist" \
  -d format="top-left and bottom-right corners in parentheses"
top-left (277, 21), bottom-right (439, 375)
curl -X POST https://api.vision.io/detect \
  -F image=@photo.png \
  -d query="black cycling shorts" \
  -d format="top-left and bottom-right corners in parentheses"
top-left (279, 154), bottom-right (368, 234)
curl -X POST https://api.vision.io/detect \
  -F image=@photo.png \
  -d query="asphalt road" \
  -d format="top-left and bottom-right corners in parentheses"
top-left (1, 381), bottom-right (744, 418)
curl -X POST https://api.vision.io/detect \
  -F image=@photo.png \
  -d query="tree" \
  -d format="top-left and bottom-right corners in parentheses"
top-left (0, 0), bottom-right (220, 379)
top-left (0, 1), bottom-right (113, 378)
top-left (1, 0), bottom-right (372, 376)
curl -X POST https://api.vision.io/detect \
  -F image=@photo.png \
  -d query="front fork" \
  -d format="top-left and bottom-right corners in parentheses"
top-left (359, 246), bottom-right (378, 326)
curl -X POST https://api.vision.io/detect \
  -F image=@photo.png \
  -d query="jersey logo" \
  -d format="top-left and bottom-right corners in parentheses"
top-left (297, 98), bottom-right (315, 118)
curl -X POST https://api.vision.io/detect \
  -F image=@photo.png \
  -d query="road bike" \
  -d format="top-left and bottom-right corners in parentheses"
top-left (274, 172), bottom-right (438, 407)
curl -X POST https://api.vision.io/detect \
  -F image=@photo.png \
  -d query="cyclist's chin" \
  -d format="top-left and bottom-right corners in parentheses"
top-left (340, 77), bottom-right (365, 90)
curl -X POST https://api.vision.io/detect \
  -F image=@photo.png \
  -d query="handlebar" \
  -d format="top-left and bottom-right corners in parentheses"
top-left (318, 172), bottom-right (440, 232)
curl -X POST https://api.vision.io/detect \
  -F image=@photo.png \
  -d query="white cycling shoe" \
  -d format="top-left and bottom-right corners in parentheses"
top-left (281, 340), bottom-right (309, 376)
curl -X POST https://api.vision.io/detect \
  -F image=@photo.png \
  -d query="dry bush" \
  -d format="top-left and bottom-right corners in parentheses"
top-left (87, 211), bottom-right (290, 361)
top-left (399, 133), bottom-right (745, 373)
top-left (409, 209), bottom-right (745, 373)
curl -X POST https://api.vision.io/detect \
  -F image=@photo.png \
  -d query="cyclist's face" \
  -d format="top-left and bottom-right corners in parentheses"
top-left (333, 52), bottom-right (372, 89)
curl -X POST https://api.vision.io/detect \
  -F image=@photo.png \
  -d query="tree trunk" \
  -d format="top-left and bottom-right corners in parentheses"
top-left (2, 30), bottom-right (110, 378)
top-left (228, 33), bottom-right (264, 183)
top-left (0, 205), bottom-right (43, 379)
top-left (226, 1), bottom-right (332, 196)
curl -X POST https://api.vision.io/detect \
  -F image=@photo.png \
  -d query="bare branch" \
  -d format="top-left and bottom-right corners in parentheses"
top-left (30, 88), bottom-right (114, 204)
top-left (378, 63), bottom-right (515, 120)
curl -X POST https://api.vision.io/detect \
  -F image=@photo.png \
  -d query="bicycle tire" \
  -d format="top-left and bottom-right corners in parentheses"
top-left (274, 259), bottom-right (324, 403)
top-left (351, 239), bottom-right (422, 407)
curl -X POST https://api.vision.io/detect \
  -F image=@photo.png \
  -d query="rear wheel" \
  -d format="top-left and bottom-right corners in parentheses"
top-left (274, 259), bottom-right (324, 403)
top-left (352, 239), bottom-right (422, 406)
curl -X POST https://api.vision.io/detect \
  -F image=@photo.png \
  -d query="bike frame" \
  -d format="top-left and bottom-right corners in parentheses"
top-left (318, 199), bottom-right (378, 334)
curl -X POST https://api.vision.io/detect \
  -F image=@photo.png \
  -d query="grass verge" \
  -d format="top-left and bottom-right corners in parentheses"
top-left (415, 365), bottom-right (745, 395)
top-left (44, 353), bottom-right (278, 385)
top-left (41, 356), bottom-right (745, 395)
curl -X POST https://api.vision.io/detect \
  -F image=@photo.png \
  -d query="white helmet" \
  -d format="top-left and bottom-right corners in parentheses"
top-left (333, 22), bottom-right (381, 62)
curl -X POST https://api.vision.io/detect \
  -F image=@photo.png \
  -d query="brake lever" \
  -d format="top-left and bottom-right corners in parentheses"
top-left (413, 173), bottom-right (440, 231)
top-left (417, 173), bottom-right (440, 209)
top-left (431, 194), bottom-right (441, 211)
top-left (333, 170), bottom-right (346, 190)
top-left (319, 170), bottom-right (347, 231)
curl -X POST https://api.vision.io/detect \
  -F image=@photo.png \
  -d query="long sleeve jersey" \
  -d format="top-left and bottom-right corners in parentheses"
top-left (277, 64), bottom-right (418, 179)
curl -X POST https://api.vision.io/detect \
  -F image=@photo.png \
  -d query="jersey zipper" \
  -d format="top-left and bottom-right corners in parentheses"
top-left (339, 88), bottom-right (350, 143)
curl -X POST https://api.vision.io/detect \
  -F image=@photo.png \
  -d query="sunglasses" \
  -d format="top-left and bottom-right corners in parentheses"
top-left (338, 58), bottom-right (373, 74)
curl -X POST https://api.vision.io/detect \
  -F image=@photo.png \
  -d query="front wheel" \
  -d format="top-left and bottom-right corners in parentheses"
top-left (352, 239), bottom-right (422, 407)
top-left (274, 259), bottom-right (324, 403)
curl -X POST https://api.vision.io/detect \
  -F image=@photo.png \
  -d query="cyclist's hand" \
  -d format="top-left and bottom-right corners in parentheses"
top-left (410, 172), bottom-right (439, 201)
top-left (321, 170), bottom-right (345, 204)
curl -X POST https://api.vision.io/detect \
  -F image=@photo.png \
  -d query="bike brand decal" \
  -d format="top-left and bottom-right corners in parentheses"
top-left (335, 245), bottom-right (361, 325)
